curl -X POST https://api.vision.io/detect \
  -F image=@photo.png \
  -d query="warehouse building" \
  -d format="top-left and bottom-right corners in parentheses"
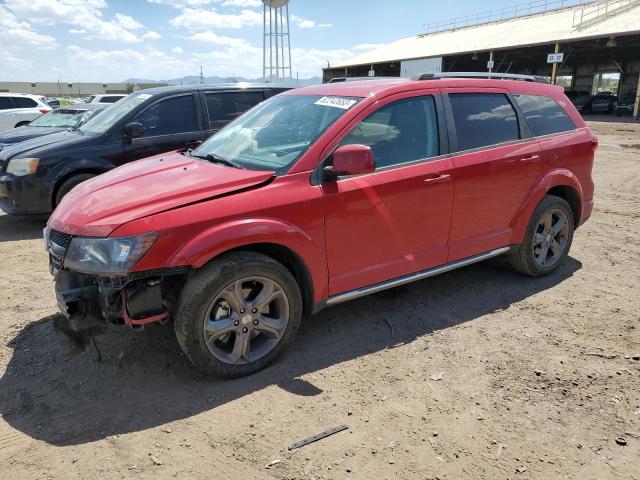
top-left (0, 82), bottom-right (167, 98)
top-left (324, 0), bottom-right (640, 116)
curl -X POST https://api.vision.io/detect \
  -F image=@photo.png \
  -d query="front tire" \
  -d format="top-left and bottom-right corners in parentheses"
top-left (509, 195), bottom-right (574, 277)
top-left (174, 251), bottom-right (302, 378)
top-left (54, 173), bottom-right (96, 207)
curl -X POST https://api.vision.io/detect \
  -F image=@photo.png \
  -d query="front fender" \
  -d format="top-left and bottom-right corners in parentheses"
top-left (44, 157), bottom-right (113, 204)
top-left (165, 218), bottom-right (328, 302)
top-left (510, 168), bottom-right (584, 244)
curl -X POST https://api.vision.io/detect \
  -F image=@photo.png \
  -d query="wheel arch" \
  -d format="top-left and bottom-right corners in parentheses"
top-left (511, 169), bottom-right (584, 244)
top-left (157, 218), bottom-right (328, 310)
top-left (546, 184), bottom-right (581, 227)
top-left (225, 243), bottom-right (315, 315)
top-left (50, 168), bottom-right (106, 209)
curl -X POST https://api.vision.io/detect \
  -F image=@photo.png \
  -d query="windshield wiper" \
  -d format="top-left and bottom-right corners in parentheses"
top-left (189, 151), bottom-right (245, 170)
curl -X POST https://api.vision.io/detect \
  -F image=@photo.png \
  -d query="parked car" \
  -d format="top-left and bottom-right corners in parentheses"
top-left (83, 94), bottom-right (127, 104)
top-left (574, 91), bottom-right (618, 114)
top-left (0, 93), bottom-right (52, 130)
top-left (44, 74), bottom-right (597, 378)
top-left (0, 84), bottom-right (289, 214)
top-left (615, 95), bottom-right (636, 117)
top-left (44, 97), bottom-right (61, 109)
top-left (564, 90), bottom-right (590, 102)
top-left (0, 104), bottom-right (106, 149)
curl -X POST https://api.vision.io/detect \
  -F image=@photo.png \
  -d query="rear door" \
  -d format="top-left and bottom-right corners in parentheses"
top-left (322, 91), bottom-right (454, 295)
top-left (13, 96), bottom-right (41, 124)
top-left (121, 92), bottom-right (205, 163)
top-left (203, 90), bottom-right (266, 137)
top-left (0, 97), bottom-right (17, 130)
top-left (443, 89), bottom-right (544, 261)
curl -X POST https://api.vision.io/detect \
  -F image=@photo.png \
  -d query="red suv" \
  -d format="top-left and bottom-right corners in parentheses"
top-left (45, 73), bottom-right (597, 377)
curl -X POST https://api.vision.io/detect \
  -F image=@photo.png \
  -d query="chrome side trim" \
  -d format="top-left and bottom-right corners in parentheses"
top-left (325, 246), bottom-right (511, 306)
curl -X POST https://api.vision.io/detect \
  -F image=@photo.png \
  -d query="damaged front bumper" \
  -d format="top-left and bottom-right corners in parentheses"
top-left (52, 264), bottom-right (187, 348)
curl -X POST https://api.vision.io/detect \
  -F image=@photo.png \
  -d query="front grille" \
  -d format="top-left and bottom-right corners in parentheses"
top-left (50, 229), bottom-right (72, 249)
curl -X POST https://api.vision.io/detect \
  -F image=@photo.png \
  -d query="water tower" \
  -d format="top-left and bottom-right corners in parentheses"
top-left (262, 0), bottom-right (292, 83)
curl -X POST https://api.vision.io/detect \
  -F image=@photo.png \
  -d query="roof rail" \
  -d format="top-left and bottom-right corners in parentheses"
top-left (413, 72), bottom-right (548, 83)
top-left (326, 76), bottom-right (400, 83)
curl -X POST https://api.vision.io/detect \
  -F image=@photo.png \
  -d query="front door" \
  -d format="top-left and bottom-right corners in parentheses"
top-left (323, 93), bottom-right (454, 296)
top-left (120, 93), bottom-right (205, 165)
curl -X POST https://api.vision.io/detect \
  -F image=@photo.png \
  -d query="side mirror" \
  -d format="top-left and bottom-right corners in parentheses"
top-left (123, 122), bottom-right (144, 142)
top-left (324, 144), bottom-right (374, 179)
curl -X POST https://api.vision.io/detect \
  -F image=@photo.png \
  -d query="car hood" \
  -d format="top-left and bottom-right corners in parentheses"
top-left (48, 151), bottom-right (275, 237)
top-left (0, 126), bottom-right (66, 146)
top-left (0, 130), bottom-right (88, 160)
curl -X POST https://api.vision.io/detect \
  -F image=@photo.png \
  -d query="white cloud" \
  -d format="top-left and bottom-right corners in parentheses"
top-left (353, 43), bottom-right (385, 51)
top-left (142, 31), bottom-right (162, 40)
top-left (190, 31), bottom-right (249, 47)
top-left (114, 13), bottom-right (145, 30)
top-left (56, 41), bottom-right (352, 82)
top-left (0, 5), bottom-right (57, 48)
top-left (148, 0), bottom-right (262, 7)
top-left (147, 0), bottom-right (214, 7)
top-left (169, 7), bottom-right (262, 29)
top-left (218, 0), bottom-right (261, 7)
top-left (5, 0), bottom-right (145, 43)
top-left (291, 15), bottom-right (332, 29)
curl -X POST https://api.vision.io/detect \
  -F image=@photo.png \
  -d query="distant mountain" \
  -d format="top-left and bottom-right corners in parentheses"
top-left (123, 75), bottom-right (322, 86)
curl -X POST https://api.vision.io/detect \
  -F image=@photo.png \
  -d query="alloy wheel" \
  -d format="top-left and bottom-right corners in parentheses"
top-left (202, 276), bottom-right (289, 365)
top-left (533, 208), bottom-right (570, 268)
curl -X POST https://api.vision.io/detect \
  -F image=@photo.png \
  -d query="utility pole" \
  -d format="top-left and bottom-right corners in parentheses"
top-left (200, 66), bottom-right (204, 84)
top-left (551, 42), bottom-right (560, 85)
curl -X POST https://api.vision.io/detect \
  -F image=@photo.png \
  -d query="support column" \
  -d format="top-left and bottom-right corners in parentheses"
top-left (634, 74), bottom-right (640, 119)
top-left (551, 42), bottom-right (560, 85)
top-left (489, 50), bottom-right (494, 75)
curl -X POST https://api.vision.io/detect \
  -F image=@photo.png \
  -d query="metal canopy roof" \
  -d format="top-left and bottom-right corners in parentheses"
top-left (330, 1), bottom-right (640, 69)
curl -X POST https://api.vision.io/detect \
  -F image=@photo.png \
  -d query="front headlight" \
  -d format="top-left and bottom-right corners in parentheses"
top-left (64, 233), bottom-right (157, 275)
top-left (6, 157), bottom-right (39, 176)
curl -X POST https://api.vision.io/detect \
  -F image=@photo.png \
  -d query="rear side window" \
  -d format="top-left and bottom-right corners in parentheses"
top-left (132, 94), bottom-right (198, 136)
top-left (0, 97), bottom-right (14, 110)
top-left (341, 95), bottom-right (439, 169)
top-left (449, 93), bottom-right (519, 152)
top-left (101, 96), bottom-right (123, 103)
top-left (206, 91), bottom-right (265, 130)
top-left (12, 97), bottom-right (38, 108)
top-left (515, 94), bottom-right (576, 136)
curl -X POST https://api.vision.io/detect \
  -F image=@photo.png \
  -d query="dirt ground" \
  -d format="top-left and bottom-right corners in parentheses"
top-left (0, 120), bottom-right (638, 480)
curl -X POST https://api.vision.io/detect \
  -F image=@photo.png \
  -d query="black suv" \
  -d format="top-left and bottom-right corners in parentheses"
top-left (0, 84), bottom-right (289, 214)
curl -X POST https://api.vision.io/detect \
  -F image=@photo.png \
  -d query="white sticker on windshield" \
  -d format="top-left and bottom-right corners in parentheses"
top-left (314, 96), bottom-right (357, 110)
top-left (137, 94), bottom-right (152, 99)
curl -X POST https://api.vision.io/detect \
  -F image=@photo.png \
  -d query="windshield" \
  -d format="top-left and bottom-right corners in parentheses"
top-left (79, 93), bottom-right (149, 135)
top-left (29, 108), bottom-right (96, 128)
top-left (192, 94), bottom-right (360, 174)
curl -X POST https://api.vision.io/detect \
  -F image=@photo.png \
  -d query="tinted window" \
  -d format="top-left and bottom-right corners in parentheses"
top-left (0, 98), bottom-right (14, 110)
top-left (515, 94), bottom-right (576, 136)
top-left (132, 94), bottom-right (198, 136)
top-left (341, 96), bottom-right (439, 168)
top-left (206, 91), bottom-right (264, 130)
top-left (449, 93), bottom-right (519, 152)
top-left (101, 96), bottom-right (123, 103)
top-left (12, 97), bottom-right (38, 108)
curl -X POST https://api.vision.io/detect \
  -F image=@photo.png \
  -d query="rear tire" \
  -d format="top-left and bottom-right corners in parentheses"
top-left (174, 251), bottom-right (302, 378)
top-left (509, 195), bottom-right (574, 277)
top-left (54, 173), bottom-right (96, 207)
top-left (14, 121), bottom-right (30, 127)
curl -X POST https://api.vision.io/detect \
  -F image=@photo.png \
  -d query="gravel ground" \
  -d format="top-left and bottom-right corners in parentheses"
top-left (0, 120), bottom-right (638, 480)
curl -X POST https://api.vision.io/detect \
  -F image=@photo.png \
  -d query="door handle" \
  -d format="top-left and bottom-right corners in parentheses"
top-left (520, 155), bottom-right (541, 164)
top-left (424, 174), bottom-right (451, 185)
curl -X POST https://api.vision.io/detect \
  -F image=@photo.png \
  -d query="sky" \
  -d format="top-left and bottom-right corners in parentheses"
top-left (0, 0), bottom-right (521, 82)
